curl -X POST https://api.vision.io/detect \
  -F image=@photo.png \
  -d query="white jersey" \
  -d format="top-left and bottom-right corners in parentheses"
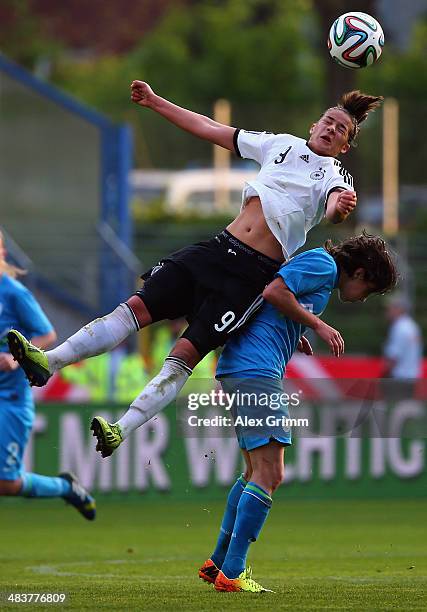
top-left (234, 130), bottom-right (354, 259)
top-left (383, 314), bottom-right (423, 379)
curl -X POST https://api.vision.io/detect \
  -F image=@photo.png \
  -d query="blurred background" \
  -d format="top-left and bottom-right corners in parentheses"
top-left (0, 0), bottom-right (426, 500)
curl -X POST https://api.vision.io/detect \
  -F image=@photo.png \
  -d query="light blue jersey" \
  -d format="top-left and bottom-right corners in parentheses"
top-left (0, 274), bottom-right (94, 511)
top-left (217, 248), bottom-right (339, 380)
top-left (0, 274), bottom-right (53, 408)
top-left (0, 274), bottom-right (53, 480)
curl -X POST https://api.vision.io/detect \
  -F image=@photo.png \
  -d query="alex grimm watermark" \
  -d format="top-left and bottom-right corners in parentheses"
top-left (176, 378), bottom-right (427, 439)
top-left (185, 387), bottom-right (306, 430)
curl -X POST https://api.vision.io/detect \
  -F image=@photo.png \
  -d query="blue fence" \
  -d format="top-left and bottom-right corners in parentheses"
top-left (0, 54), bottom-right (135, 317)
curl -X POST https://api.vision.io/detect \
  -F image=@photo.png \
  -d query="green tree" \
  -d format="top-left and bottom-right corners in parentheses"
top-left (358, 19), bottom-right (427, 101)
top-left (0, 0), bottom-right (63, 69)
top-left (129, 0), bottom-right (319, 106)
top-left (357, 19), bottom-right (427, 189)
top-left (53, 0), bottom-right (322, 167)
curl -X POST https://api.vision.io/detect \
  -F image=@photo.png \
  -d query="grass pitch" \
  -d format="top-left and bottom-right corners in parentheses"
top-left (0, 498), bottom-right (426, 610)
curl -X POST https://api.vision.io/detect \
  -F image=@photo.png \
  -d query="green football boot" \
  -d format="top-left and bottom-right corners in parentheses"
top-left (59, 472), bottom-right (96, 521)
top-left (90, 416), bottom-right (123, 458)
top-left (7, 330), bottom-right (51, 387)
top-left (214, 567), bottom-right (274, 593)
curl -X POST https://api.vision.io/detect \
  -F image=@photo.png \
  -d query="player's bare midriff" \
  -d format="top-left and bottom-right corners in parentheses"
top-left (226, 196), bottom-right (284, 262)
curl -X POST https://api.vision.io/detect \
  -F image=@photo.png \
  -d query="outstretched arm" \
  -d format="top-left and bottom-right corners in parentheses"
top-left (131, 81), bottom-right (236, 151)
top-left (263, 277), bottom-right (345, 357)
top-left (325, 189), bottom-right (357, 224)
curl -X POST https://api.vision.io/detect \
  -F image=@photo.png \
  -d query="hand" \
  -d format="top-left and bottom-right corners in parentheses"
top-left (0, 353), bottom-right (19, 371)
top-left (336, 190), bottom-right (357, 216)
top-left (131, 81), bottom-right (156, 108)
top-left (313, 321), bottom-right (345, 357)
top-left (297, 336), bottom-right (313, 356)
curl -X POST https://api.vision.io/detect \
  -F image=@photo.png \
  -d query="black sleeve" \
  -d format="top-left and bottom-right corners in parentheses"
top-left (233, 128), bottom-right (242, 158)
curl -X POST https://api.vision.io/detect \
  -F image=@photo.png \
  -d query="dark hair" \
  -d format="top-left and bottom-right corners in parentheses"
top-left (334, 90), bottom-right (384, 144)
top-left (324, 231), bottom-right (398, 294)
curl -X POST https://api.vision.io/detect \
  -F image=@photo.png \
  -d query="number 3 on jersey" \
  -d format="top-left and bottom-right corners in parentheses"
top-left (214, 311), bottom-right (236, 332)
top-left (274, 146), bottom-right (292, 165)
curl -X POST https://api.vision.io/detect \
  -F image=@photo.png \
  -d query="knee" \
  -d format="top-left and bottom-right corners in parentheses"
top-left (0, 479), bottom-right (22, 496)
top-left (259, 463), bottom-right (284, 495)
top-left (270, 465), bottom-right (285, 494)
top-left (169, 339), bottom-right (201, 370)
top-left (126, 295), bottom-right (152, 328)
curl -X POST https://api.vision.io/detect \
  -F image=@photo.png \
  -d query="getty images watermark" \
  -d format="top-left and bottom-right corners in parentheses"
top-left (175, 378), bottom-right (427, 438)
top-left (185, 388), bottom-right (308, 430)
top-left (176, 378), bottom-right (311, 438)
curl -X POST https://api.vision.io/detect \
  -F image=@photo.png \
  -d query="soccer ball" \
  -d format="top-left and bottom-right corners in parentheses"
top-left (328, 12), bottom-right (384, 69)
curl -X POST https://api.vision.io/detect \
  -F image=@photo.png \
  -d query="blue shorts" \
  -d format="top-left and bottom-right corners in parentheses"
top-left (0, 397), bottom-right (33, 481)
top-left (219, 377), bottom-right (292, 451)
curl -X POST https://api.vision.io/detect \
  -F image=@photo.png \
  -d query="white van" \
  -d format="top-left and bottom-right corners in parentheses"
top-left (131, 168), bottom-right (258, 215)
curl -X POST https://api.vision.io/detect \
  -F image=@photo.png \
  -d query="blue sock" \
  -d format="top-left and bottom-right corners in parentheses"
top-left (20, 473), bottom-right (72, 498)
top-left (211, 475), bottom-right (247, 569)
top-left (221, 482), bottom-right (272, 579)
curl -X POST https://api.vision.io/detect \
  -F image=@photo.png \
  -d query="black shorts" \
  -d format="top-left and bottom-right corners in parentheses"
top-left (136, 229), bottom-right (280, 357)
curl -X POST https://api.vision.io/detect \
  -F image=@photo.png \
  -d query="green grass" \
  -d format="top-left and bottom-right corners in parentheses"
top-left (0, 498), bottom-right (426, 610)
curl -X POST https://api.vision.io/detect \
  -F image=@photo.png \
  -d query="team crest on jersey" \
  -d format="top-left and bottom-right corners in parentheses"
top-left (310, 168), bottom-right (325, 181)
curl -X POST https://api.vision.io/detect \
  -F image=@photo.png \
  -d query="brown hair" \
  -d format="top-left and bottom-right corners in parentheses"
top-left (335, 90), bottom-right (384, 144)
top-left (0, 230), bottom-right (26, 279)
top-left (324, 231), bottom-right (398, 294)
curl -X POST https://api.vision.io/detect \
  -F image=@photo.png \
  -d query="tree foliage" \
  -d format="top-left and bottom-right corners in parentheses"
top-left (358, 19), bottom-right (427, 101)
top-left (52, 0), bottom-right (322, 166)
top-left (127, 0), bottom-right (320, 106)
top-left (357, 19), bottom-right (427, 187)
top-left (0, 0), bottom-right (63, 69)
top-left (2, 1), bottom-right (426, 173)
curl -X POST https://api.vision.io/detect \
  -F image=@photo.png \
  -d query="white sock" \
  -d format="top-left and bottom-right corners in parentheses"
top-left (46, 303), bottom-right (139, 373)
top-left (117, 357), bottom-right (192, 439)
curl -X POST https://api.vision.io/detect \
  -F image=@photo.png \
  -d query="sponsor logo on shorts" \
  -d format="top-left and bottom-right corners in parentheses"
top-left (151, 263), bottom-right (164, 275)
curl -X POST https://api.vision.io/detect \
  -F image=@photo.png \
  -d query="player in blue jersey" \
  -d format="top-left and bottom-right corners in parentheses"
top-left (198, 232), bottom-right (397, 592)
top-left (0, 230), bottom-right (96, 520)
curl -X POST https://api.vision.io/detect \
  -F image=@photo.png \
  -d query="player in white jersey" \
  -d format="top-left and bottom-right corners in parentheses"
top-left (234, 129), bottom-right (355, 259)
top-left (9, 85), bottom-right (383, 459)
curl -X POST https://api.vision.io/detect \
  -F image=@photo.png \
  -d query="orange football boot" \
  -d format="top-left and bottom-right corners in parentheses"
top-left (198, 559), bottom-right (220, 584)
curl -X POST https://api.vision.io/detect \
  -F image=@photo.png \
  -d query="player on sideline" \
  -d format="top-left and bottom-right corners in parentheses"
top-left (0, 230), bottom-right (96, 520)
top-left (8, 85), bottom-right (383, 457)
top-left (198, 232), bottom-right (397, 592)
